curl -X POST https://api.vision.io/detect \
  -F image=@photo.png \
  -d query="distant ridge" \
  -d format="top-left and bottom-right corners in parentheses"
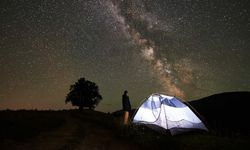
top-left (189, 91), bottom-right (250, 134)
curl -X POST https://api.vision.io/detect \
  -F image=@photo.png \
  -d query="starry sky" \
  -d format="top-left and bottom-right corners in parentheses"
top-left (1, 0), bottom-right (250, 112)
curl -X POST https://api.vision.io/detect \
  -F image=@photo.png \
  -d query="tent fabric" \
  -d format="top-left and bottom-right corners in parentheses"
top-left (133, 93), bottom-right (208, 135)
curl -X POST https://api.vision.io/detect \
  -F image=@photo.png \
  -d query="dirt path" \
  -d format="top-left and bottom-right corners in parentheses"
top-left (1, 113), bottom-right (140, 150)
top-left (75, 120), bottom-right (139, 150)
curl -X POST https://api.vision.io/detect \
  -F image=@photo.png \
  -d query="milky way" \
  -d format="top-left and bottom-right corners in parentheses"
top-left (0, 0), bottom-right (250, 112)
top-left (106, 0), bottom-right (186, 98)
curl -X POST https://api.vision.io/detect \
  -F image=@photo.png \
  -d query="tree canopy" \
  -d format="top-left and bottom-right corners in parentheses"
top-left (65, 78), bottom-right (102, 110)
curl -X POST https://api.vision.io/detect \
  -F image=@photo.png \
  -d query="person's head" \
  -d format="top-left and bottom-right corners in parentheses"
top-left (124, 90), bottom-right (128, 95)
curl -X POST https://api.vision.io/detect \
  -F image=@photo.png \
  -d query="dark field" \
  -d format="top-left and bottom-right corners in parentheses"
top-left (0, 110), bottom-right (66, 140)
top-left (0, 108), bottom-right (249, 150)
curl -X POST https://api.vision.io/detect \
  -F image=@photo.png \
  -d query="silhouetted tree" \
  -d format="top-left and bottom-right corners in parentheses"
top-left (65, 78), bottom-right (102, 110)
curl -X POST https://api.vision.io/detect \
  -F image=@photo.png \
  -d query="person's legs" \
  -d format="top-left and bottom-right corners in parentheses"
top-left (123, 111), bottom-right (129, 125)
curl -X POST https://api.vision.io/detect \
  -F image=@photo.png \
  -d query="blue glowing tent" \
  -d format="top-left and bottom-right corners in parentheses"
top-left (133, 93), bottom-right (208, 135)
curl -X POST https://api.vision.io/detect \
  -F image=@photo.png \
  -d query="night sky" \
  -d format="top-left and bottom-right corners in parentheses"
top-left (1, 0), bottom-right (250, 112)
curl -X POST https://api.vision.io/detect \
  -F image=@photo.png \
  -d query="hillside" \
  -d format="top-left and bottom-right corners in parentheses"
top-left (0, 109), bottom-right (250, 150)
top-left (189, 91), bottom-right (250, 134)
top-left (0, 110), bottom-right (139, 150)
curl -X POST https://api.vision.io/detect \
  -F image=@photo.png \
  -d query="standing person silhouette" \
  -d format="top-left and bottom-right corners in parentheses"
top-left (122, 90), bottom-right (131, 125)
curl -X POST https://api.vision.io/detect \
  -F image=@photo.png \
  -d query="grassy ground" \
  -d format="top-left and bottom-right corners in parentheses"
top-left (0, 110), bottom-right (66, 140)
top-left (0, 110), bottom-right (249, 150)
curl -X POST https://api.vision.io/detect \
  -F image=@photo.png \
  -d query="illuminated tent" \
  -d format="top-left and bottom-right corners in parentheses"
top-left (133, 93), bottom-right (208, 135)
